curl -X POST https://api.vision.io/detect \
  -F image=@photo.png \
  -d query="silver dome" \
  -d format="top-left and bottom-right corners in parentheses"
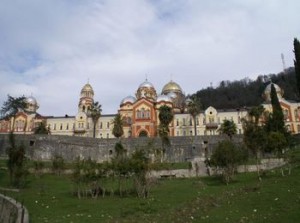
top-left (156, 94), bottom-right (172, 103)
top-left (120, 95), bottom-right (136, 105)
top-left (26, 96), bottom-right (37, 105)
top-left (138, 79), bottom-right (154, 89)
top-left (167, 92), bottom-right (177, 99)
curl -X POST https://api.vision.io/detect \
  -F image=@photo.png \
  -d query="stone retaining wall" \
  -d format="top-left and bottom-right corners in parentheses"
top-left (0, 193), bottom-right (29, 223)
top-left (0, 134), bottom-right (243, 162)
top-left (150, 158), bottom-right (285, 178)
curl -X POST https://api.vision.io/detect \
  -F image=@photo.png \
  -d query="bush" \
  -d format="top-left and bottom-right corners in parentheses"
top-left (210, 140), bottom-right (247, 184)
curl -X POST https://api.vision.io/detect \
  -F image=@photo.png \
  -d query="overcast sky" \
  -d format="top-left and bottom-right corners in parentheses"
top-left (0, 0), bottom-right (299, 116)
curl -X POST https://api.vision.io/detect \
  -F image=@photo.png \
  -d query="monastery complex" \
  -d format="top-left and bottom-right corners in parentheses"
top-left (1, 79), bottom-right (300, 138)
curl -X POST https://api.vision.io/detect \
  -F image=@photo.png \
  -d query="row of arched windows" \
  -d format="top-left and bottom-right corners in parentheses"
top-left (136, 108), bottom-right (151, 119)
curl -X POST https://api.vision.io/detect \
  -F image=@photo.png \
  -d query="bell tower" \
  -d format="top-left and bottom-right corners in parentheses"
top-left (78, 83), bottom-right (94, 113)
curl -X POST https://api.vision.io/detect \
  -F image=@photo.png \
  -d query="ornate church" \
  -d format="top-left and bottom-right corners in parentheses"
top-left (1, 79), bottom-right (300, 138)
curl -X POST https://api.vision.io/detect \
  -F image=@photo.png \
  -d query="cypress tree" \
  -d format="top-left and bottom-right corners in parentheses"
top-left (269, 84), bottom-right (285, 133)
top-left (294, 38), bottom-right (300, 96)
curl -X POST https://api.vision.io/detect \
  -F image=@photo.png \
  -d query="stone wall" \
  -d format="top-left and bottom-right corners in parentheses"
top-left (0, 193), bottom-right (29, 223)
top-left (0, 134), bottom-right (243, 162)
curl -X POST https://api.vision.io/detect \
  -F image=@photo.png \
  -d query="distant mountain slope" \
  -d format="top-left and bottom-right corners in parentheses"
top-left (192, 67), bottom-right (298, 109)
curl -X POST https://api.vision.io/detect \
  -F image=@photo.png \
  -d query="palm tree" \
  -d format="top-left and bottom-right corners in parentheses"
top-left (88, 101), bottom-right (102, 138)
top-left (248, 105), bottom-right (265, 124)
top-left (0, 95), bottom-right (27, 132)
top-left (218, 119), bottom-right (237, 140)
top-left (112, 114), bottom-right (124, 139)
top-left (186, 97), bottom-right (202, 136)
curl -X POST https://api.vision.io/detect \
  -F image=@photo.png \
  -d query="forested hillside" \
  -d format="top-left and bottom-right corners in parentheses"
top-left (192, 67), bottom-right (299, 109)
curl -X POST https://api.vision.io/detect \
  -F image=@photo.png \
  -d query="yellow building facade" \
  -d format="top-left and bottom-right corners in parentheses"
top-left (1, 81), bottom-right (300, 137)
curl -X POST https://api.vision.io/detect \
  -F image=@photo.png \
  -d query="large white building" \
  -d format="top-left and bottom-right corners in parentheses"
top-left (1, 80), bottom-right (300, 137)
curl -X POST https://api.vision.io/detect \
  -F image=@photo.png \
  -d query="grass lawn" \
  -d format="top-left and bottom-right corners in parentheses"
top-left (0, 150), bottom-right (300, 223)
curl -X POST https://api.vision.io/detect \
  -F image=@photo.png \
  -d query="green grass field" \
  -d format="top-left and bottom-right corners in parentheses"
top-left (1, 150), bottom-right (300, 223)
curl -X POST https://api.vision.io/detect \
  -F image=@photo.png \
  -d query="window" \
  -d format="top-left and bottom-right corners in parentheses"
top-left (106, 133), bottom-right (109, 138)
top-left (107, 122), bottom-right (110, 129)
top-left (66, 124), bottom-right (69, 130)
top-left (297, 125), bottom-right (300, 133)
top-left (60, 124), bottom-right (63, 130)
top-left (284, 109), bottom-right (289, 120)
top-left (54, 124), bottom-right (56, 130)
top-left (176, 131), bottom-right (179, 136)
top-left (295, 109), bottom-right (299, 121)
top-left (196, 118), bottom-right (199, 126)
top-left (176, 119), bottom-right (179, 126)
top-left (189, 118), bottom-right (193, 126)
top-left (136, 108), bottom-right (151, 119)
top-left (100, 122), bottom-right (102, 129)
top-left (183, 118), bottom-right (186, 126)
top-left (190, 130), bottom-right (193, 135)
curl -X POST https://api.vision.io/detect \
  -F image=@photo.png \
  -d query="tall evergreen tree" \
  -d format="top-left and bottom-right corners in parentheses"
top-left (265, 84), bottom-right (285, 133)
top-left (158, 105), bottom-right (174, 161)
top-left (7, 132), bottom-right (28, 187)
top-left (294, 38), bottom-right (300, 96)
top-left (0, 95), bottom-right (27, 132)
top-left (112, 114), bottom-right (124, 139)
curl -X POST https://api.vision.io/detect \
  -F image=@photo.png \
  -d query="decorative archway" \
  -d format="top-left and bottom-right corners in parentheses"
top-left (139, 130), bottom-right (148, 137)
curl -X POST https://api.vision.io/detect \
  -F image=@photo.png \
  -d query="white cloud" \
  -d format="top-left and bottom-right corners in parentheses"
top-left (0, 0), bottom-right (300, 116)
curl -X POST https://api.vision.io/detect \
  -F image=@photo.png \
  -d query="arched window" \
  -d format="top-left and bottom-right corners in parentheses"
top-left (139, 130), bottom-right (148, 137)
top-left (295, 109), bottom-right (299, 121)
top-left (284, 109), bottom-right (289, 120)
top-left (141, 108), bottom-right (145, 118)
top-left (136, 109), bottom-right (150, 119)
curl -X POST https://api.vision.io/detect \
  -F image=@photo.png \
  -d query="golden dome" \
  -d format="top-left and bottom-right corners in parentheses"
top-left (81, 83), bottom-right (94, 94)
top-left (162, 80), bottom-right (182, 94)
